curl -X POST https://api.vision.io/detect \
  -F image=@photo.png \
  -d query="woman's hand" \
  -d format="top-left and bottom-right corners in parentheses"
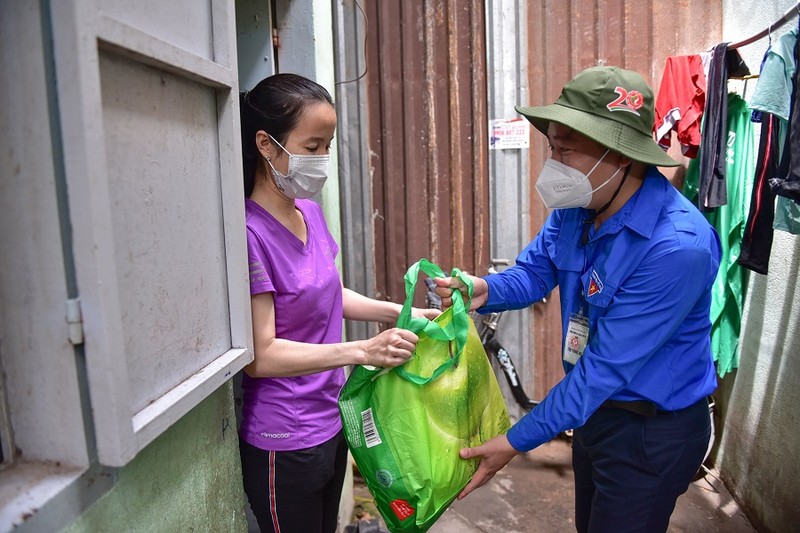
top-left (432, 274), bottom-right (489, 311)
top-left (360, 328), bottom-right (419, 368)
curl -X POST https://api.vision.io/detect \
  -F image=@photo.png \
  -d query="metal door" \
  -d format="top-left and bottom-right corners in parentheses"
top-left (50, 0), bottom-right (251, 466)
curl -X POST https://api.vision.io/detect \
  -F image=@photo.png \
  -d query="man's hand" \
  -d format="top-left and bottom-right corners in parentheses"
top-left (457, 434), bottom-right (519, 500)
top-left (432, 274), bottom-right (488, 311)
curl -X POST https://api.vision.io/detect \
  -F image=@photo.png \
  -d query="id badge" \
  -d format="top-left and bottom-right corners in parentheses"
top-left (563, 313), bottom-right (589, 365)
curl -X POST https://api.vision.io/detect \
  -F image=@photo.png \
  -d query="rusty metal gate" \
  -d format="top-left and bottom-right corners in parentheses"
top-left (364, 0), bottom-right (490, 307)
top-left (349, 0), bottom-right (721, 401)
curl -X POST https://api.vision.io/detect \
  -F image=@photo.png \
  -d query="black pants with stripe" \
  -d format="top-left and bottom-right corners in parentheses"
top-left (739, 113), bottom-right (780, 274)
top-left (240, 430), bottom-right (348, 533)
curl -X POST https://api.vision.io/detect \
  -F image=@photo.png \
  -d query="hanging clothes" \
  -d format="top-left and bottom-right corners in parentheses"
top-left (738, 113), bottom-right (780, 274)
top-left (773, 47), bottom-right (800, 233)
top-left (683, 94), bottom-right (754, 377)
top-left (751, 48), bottom-right (771, 123)
top-left (697, 44), bottom-right (750, 212)
top-left (654, 55), bottom-right (707, 158)
top-left (774, 197), bottom-right (800, 233)
top-left (770, 26), bottom-right (800, 203)
top-left (750, 28), bottom-right (798, 121)
top-left (744, 27), bottom-right (800, 250)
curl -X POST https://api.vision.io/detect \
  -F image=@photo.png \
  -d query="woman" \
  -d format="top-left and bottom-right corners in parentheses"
top-left (239, 73), bottom-right (436, 533)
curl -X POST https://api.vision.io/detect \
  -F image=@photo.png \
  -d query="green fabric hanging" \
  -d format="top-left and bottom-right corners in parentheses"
top-left (682, 93), bottom-right (754, 376)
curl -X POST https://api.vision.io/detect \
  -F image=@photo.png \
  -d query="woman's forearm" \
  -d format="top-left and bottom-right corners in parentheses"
top-left (245, 336), bottom-right (368, 378)
top-left (342, 287), bottom-right (402, 323)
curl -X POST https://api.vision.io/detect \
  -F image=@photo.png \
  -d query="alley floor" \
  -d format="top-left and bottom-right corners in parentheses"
top-left (348, 437), bottom-right (756, 533)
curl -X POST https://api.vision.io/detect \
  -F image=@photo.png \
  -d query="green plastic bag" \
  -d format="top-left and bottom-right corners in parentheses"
top-left (338, 259), bottom-right (511, 533)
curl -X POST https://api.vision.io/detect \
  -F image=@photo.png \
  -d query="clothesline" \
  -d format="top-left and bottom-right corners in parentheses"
top-left (728, 2), bottom-right (800, 50)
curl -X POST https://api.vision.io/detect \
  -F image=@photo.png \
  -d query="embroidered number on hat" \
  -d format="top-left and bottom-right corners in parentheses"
top-left (607, 87), bottom-right (644, 116)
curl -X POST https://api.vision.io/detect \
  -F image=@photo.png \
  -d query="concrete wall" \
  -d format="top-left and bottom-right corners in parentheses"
top-left (64, 382), bottom-right (247, 532)
top-left (719, 2), bottom-right (800, 531)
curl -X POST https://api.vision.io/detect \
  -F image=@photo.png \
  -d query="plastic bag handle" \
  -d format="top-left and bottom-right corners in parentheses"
top-left (394, 259), bottom-right (473, 385)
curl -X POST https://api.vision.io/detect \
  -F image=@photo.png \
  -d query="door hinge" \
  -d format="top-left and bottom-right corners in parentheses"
top-left (66, 298), bottom-right (84, 345)
top-left (272, 27), bottom-right (280, 48)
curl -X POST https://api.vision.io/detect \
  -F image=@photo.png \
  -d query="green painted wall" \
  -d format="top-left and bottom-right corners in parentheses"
top-left (65, 381), bottom-right (247, 532)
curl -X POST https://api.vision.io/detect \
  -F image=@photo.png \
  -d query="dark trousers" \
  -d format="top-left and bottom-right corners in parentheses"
top-left (572, 399), bottom-right (710, 533)
top-left (739, 113), bottom-right (779, 274)
top-left (240, 430), bottom-right (348, 533)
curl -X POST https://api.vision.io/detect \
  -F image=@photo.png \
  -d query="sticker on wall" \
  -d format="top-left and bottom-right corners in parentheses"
top-left (489, 118), bottom-right (530, 150)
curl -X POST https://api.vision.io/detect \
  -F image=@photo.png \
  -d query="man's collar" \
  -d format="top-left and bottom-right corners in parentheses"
top-left (621, 166), bottom-right (666, 238)
top-left (571, 166), bottom-right (666, 242)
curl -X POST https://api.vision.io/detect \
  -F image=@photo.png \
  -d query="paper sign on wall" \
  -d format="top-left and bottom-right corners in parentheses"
top-left (489, 118), bottom-right (530, 150)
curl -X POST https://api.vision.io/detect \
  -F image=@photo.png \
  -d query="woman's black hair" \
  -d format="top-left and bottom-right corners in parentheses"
top-left (240, 73), bottom-right (334, 198)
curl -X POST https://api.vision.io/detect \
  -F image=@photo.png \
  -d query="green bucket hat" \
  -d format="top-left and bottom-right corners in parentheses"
top-left (515, 66), bottom-right (679, 167)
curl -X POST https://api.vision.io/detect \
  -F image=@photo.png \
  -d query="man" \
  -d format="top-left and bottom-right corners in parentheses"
top-left (434, 66), bottom-right (720, 532)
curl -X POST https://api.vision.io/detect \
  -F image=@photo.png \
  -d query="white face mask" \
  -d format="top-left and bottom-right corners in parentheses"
top-left (534, 149), bottom-right (620, 209)
top-left (266, 134), bottom-right (330, 199)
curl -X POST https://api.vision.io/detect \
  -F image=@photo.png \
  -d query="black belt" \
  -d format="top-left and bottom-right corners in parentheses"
top-left (601, 399), bottom-right (659, 417)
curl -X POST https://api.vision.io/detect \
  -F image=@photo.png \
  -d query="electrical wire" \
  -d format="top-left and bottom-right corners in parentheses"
top-left (335, 0), bottom-right (368, 86)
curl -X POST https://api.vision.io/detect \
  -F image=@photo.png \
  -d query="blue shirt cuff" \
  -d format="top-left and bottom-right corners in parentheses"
top-left (479, 274), bottom-right (506, 314)
top-left (506, 423), bottom-right (527, 451)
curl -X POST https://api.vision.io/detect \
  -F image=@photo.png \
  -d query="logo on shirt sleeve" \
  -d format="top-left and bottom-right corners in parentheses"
top-left (249, 260), bottom-right (268, 283)
top-left (588, 270), bottom-right (604, 297)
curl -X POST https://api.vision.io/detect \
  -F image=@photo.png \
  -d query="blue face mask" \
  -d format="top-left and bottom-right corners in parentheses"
top-left (266, 135), bottom-right (330, 199)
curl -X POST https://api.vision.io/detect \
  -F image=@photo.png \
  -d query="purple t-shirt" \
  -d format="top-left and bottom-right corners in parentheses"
top-left (241, 198), bottom-right (345, 451)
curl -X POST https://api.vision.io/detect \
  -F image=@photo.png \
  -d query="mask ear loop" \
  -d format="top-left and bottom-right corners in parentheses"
top-left (267, 134), bottom-right (291, 157)
top-left (582, 164), bottom-right (632, 245)
top-left (586, 149), bottom-right (611, 176)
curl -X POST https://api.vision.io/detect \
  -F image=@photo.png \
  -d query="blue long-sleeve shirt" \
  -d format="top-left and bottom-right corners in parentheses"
top-left (483, 168), bottom-right (721, 452)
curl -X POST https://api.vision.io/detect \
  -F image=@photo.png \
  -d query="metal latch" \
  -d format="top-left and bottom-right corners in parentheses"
top-left (66, 298), bottom-right (84, 345)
